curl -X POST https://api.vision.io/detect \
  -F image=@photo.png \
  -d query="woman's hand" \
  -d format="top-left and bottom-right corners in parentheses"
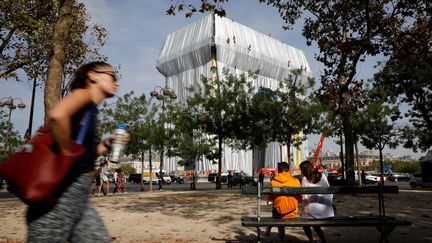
top-left (105, 132), bottom-right (130, 145)
top-left (98, 132), bottom-right (130, 156)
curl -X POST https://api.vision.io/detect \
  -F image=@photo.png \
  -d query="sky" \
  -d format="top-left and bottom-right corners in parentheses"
top-left (0, 0), bottom-right (425, 159)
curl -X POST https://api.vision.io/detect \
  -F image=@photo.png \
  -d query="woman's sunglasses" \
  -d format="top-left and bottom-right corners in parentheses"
top-left (94, 70), bottom-right (118, 82)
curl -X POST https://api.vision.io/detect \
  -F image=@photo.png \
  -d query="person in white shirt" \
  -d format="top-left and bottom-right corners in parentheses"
top-left (98, 161), bottom-right (110, 195)
top-left (300, 160), bottom-right (334, 243)
top-left (113, 169), bottom-right (118, 193)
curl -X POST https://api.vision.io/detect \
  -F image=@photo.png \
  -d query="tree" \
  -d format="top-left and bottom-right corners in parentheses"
top-left (0, 110), bottom-right (23, 163)
top-left (0, 1), bottom-right (107, 121)
top-left (189, 69), bottom-right (253, 189)
top-left (273, 69), bottom-right (322, 165)
top-left (374, 14), bottom-right (432, 152)
top-left (166, 102), bottom-right (217, 190)
top-left (166, 0), bottom-right (425, 185)
top-left (0, 0), bottom-right (55, 80)
top-left (44, 0), bottom-right (108, 120)
top-left (99, 91), bottom-right (159, 191)
top-left (355, 87), bottom-right (400, 182)
top-left (235, 85), bottom-right (278, 173)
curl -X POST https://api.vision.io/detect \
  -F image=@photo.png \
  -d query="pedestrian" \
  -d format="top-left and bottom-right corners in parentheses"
top-left (116, 169), bottom-right (126, 193)
top-left (26, 61), bottom-right (128, 242)
top-left (98, 161), bottom-right (110, 195)
top-left (227, 171), bottom-right (233, 189)
top-left (92, 166), bottom-right (104, 195)
top-left (258, 170), bottom-right (265, 188)
top-left (158, 173), bottom-right (163, 191)
top-left (113, 168), bottom-right (119, 194)
top-left (215, 174), bottom-right (221, 188)
top-left (300, 160), bottom-right (334, 243)
top-left (361, 170), bottom-right (366, 186)
top-left (239, 171), bottom-right (245, 189)
top-left (265, 162), bottom-right (302, 241)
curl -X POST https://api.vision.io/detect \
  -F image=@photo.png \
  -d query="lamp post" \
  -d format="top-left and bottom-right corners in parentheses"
top-left (150, 86), bottom-right (176, 191)
top-left (26, 76), bottom-right (38, 140)
top-left (0, 97), bottom-right (26, 156)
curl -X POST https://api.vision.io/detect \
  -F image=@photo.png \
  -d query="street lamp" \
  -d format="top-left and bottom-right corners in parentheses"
top-left (0, 97), bottom-right (26, 156)
top-left (150, 86), bottom-right (176, 191)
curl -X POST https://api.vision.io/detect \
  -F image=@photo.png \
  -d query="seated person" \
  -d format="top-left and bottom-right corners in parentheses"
top-left (266, 162), bottom-right (302, 242)
top-left (300, 160), bottom-right (334, 243)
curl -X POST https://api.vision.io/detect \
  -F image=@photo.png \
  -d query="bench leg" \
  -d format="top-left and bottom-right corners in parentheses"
top-left (376, 225), bottom-right (396, 235)
top-left (377, 225), bottom-right (395, 243)
top-left (256, 227), bottom-right (261, 242)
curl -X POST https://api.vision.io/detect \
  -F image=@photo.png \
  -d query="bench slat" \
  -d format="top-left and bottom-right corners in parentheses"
top-left (241, 216), bottom-right (396, 222)
top-left (241, 185), bottom-right (399, 195)
top-left (241, 217), bottom-right (412, 227)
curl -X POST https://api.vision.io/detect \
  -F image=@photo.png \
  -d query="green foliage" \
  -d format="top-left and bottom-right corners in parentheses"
top-left (0, 0), bottom-right (107, 94)
top-left (273, 69), bottom-right (323, 161)
top-left (188, 69), bottom-right (255, 160)
top-left (166, 102), bottom-right (217, 167)
top-left (0, 110), bottom-right (24, 163)
top-left (364, 160), bottom-right (421, 174)
top-left (355, 86), bottom-right (400, 156)
top-left (373, 16), bottom-right (432, 152)
top-left (108, 164), bottom-right (135, 175)
top-left (99, 91), bottom-right (159, 158)
top-left (184, 68), bottom-right (323, 171)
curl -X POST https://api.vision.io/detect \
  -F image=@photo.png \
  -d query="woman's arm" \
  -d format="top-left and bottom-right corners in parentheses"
top-left (48, 89), bottom-right (92, 154)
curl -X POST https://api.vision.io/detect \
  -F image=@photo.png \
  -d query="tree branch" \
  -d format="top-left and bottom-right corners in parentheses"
top-left (0, 28), bottom-right (16, 54)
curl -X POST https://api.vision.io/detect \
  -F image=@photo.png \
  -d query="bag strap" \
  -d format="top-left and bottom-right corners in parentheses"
top-left (75, 110), bottom-right (93, 145)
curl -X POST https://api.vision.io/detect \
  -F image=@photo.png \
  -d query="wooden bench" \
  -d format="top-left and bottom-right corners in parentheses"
top-left (241, 184), bottom-right (412, 242)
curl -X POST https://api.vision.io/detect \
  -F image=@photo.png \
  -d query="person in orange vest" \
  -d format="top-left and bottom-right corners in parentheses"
top-left (265, 162), bottom-right (302, 241)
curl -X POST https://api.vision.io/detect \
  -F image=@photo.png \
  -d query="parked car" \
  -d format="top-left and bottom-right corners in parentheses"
top-left (127, 173), bottom-right (157, 184)
top-left (170, 175), bottom-right (186, 184)
top-left (409, 173), bottom-right (432, 188)
top-left (128, 173), bottom-right (142, 184)
top-left (327, 172), bottom-right (346, 186)
top-left (207, 173), bottom-right (228, 184)
top-left (388, 173), bottom-right (410, 182)
top-left (366, 174), bottom-right (386, 183)
top-left (162, 175), bottom-right (172, 185)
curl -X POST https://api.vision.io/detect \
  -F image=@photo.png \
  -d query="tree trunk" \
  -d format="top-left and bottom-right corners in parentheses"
top-left (216, 135), bottom-right (222, 190)
top-left (44, 0), bottom-right (74, 122)
top-left (141, 151), bottom-right (145, 191)
top-left (191, 162), bottom-right (196, 190)
top-left (280, 144), bottom-right (283, 162)
top-left (149, 148), bottom-right (153, 192)
top-left (44, 0), bottom-right (75, 122)
top-left (339, 131), bottom-right (344, 175)
top-left (355, 140), bottom-right (361, 186)
top-left (251, 145), bottom-right (256, 175)
top-left (159, 146), bottom-right (164, 190)
top-left (286, 136), bottom-right (292, 168)
top-left (379, 148), bottom-right (385, 185)
top-left (341, 112), bottom-right (355, 185)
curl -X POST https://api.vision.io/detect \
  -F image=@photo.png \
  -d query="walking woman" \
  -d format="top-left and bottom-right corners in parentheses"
top-left (27, 61), bottom-right (127, 242)
top-left (299, 160), bottom-right (334, 243)
top-left (98, 160), bottom-right (110, 195)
